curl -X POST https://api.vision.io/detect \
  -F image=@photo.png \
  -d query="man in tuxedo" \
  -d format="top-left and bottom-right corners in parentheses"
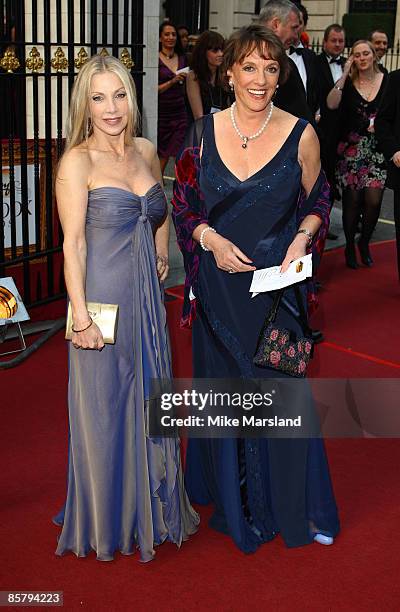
top-left (369, 29), bottom-right (389, 75)
top-left (317, 24), bottom-right (346, 210)
top-left (287, 3), bottom-right (320, 117)
top-left (375, 70), bottom-right (400, 279)
top-left (258, 0), bottom-right (314, 123)
top-left (259, 1), bottom-right (325, 342)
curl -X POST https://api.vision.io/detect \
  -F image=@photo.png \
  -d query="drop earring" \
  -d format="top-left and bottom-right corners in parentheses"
top-left (229, 79), bottom-right (234, 90)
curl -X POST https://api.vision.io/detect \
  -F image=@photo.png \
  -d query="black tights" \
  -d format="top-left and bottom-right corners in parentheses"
top-left (342, 187), bottom-right (384, 246)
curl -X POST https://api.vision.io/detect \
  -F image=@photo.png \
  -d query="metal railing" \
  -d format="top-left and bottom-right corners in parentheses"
top-left (0, 0), bottom-right (144, 308)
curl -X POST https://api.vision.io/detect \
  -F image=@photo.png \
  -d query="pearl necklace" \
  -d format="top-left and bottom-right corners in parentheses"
top-left (230, 101), bottom-right (274, 149)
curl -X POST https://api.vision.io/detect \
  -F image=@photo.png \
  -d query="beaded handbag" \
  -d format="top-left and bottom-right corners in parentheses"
top-left (253, 285), bottom-right (314, 377)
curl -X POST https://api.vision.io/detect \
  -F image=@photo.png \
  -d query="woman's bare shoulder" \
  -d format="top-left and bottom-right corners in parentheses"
top-left (59, 145), bottom-right (90, 167)
top-left (134, 137), bottom-right (156, 162)
top-left (272, 106), bottom-right (299, 130)
top-left (57, 145), bottom-right (90, 182)
top-left (212, 107), bottom-right (231, 129)
top-left (299, 122), bottom-right (319, 148)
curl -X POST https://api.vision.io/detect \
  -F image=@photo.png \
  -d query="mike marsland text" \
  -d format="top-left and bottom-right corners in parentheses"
top-left (160, 415), bottom-right (302, 428)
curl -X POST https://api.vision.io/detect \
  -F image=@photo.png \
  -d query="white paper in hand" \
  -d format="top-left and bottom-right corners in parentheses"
top-left (250, 254), bottom-right (313, 296)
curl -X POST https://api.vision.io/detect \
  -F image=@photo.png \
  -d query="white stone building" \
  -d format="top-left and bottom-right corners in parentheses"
top-left (205, 1), bottom-right (399, 45)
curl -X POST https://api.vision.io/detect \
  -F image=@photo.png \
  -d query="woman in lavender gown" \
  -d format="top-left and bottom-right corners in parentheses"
top-left (158, 22), bottom-right (188, 176)
top-left (54, 55), bottom-right (199, 562)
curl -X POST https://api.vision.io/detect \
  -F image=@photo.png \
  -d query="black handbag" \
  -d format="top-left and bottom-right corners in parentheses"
top-left (253, 285), bottom-right (314, 377)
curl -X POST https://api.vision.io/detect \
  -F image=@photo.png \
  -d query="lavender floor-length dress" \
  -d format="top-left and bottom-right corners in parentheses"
top-left (54, 184), bottom-right (199, 561)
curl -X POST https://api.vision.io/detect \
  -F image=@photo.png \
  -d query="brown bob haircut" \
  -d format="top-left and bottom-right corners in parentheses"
top-left (222, 24), bottom-right (290, 87)
top-left (190, 30), bottom-right (226, 88)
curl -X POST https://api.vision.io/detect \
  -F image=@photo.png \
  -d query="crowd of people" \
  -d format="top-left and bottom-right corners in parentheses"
top-left (53, 0), bottom-right (400, 563)
top-left (158, 4), bottom-right (395, 270)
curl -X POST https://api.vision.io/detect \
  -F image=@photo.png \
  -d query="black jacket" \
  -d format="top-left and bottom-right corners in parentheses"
top-left (274, 57), bottom-right (314, 123)
top-left (316, 52), bottom-right (346, 123)
top-left (298, 47), bottom-right (320, 115)
top-left (375, 69), bottom-right (400, 189)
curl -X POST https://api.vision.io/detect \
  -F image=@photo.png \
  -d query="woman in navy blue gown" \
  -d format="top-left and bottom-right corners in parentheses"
top-left (172, 25), bottom-right (339, 554)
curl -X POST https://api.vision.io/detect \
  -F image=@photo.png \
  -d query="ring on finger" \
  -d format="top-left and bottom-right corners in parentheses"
top-left (228, 268), bottom-right (234, 274)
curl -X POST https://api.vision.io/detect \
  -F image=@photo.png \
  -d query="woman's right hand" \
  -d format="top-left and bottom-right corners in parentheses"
top-left (72, 321), bottom-right (105, 351)
top-left (393, 151), bottom-right (400, 168)
top-left (172, 72), bottom-right (186, 85)
top-left (343, 55), bottom-right (354, 75)
top-left (206, 233), bottom-right (256, 273)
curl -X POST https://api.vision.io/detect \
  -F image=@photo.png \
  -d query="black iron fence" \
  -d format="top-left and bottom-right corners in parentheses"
top-left (2, 1), bottom-right (400, 311)
top-left (0, 0), bottom-right (144, 308)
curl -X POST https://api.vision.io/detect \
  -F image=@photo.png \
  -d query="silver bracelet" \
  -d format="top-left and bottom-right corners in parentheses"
top-left (296, 228), bottom-right (313, 246)
top-left (199, 226), bottom-right (216, 251)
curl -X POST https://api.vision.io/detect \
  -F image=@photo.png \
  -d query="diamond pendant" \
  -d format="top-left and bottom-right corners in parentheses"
top-left (242, 137), bottom-right (248, 149)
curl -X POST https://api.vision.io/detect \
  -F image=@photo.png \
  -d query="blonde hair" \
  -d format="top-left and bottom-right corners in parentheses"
top-left (65, 55), bottom-right (139, 151)
top-left (350, 39), bottom-right (380, 82)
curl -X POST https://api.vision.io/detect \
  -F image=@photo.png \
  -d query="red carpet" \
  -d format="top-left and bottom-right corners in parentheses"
top-left (1, 241), bottom-right (399, 610)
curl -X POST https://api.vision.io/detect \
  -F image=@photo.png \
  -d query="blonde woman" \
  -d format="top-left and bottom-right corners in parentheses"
top-left (54, 55), bottom-right (199, 562)
top-left (327, 40), bottom-right (387, 268)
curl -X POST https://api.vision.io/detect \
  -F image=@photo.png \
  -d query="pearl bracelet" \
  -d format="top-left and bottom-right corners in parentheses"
top-left (296, 228), bottom-right (313, 246)
top-left (199, 226), bottom-right (216, 251)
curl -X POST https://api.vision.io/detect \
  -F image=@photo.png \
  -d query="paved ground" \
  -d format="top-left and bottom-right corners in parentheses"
top-left (162, 160), bottom-right (397, 288)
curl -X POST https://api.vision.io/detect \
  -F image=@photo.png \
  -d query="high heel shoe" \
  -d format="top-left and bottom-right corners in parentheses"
top-left (358, 240), bottom-right (373, 267)
top-left (344, 244), bottom-right (358, 269)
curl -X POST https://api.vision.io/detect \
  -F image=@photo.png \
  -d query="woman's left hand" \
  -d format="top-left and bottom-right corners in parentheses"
top-left (156, 253), bottom-right (169, 281)
top-left (280, 233), bottom-right (309, 273)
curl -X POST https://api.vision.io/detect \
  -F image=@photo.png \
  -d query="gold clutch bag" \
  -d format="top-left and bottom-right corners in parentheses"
top-left (65, 302), bottom-right (119, 344)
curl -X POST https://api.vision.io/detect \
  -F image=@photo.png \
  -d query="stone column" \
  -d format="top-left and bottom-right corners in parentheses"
top-left (394, 5), bottom-right (400, 46)
top-left (142, 0), bottom-right (159, 146)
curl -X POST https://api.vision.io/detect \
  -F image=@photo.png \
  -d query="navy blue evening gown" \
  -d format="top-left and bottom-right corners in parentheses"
top-left (174, 115), bottom-right (340, 554)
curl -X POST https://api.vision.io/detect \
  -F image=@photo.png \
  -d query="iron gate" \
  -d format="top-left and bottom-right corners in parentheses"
top-left (0, 0), bottom-right (144, 308)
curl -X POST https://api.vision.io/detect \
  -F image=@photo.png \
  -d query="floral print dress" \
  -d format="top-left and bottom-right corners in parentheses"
top-left (336, 75), bottom-right (387, 190)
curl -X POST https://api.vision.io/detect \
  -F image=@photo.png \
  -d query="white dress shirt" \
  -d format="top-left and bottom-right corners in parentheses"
top-left (325, 53), bottom-right (343, 83)
top-left (288, 42), bottom-right (307, 92)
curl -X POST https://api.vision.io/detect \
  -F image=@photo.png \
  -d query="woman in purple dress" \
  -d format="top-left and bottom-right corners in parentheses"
top-left (158, 22), bottom-right (188, 176)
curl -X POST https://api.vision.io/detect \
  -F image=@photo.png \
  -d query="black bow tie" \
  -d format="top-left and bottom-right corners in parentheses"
top-left (329, 57), bottom-right (342, 65)
top-left (289, 46), bottom-right (304, 56)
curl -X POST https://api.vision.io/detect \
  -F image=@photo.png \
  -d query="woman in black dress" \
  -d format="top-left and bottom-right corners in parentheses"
top-left (327, 40), bottom-right (387, 268)
top-left (186, 31), bottom-right (232, 120)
